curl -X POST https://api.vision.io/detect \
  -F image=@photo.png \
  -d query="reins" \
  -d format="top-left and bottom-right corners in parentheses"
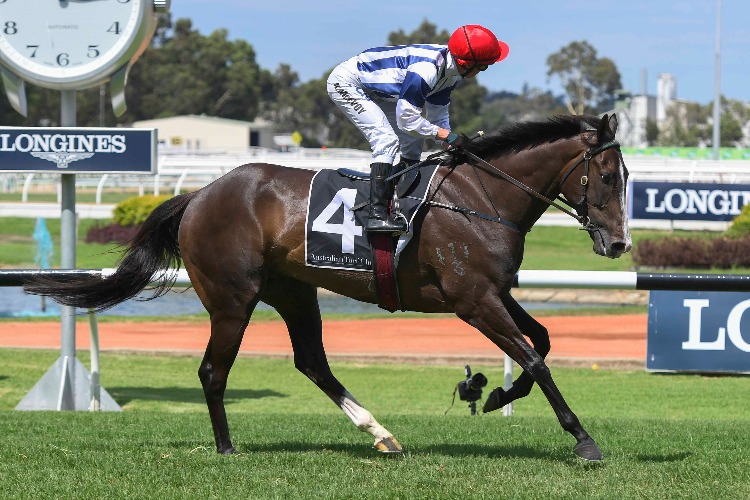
top-left (460, 148), bottom-right (587, 226)
top-left (386, 150), bottom-right (526, 232)
top-left (391, 139), bottom-right (620, 232)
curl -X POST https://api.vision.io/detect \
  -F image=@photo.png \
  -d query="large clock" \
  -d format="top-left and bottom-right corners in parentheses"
top-left (0, 0), bottom-right (170, 116)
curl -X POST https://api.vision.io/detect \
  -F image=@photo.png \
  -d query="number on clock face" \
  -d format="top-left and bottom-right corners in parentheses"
top-left (0, 0), bottom-right (142, 84)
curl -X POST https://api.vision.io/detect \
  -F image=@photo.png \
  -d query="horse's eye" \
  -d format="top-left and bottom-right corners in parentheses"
top-left (602, 172), bottom-right (614, 185)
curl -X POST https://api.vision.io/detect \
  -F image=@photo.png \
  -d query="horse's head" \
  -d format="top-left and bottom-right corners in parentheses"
top-left (560, 114), bottom-right (632, 259)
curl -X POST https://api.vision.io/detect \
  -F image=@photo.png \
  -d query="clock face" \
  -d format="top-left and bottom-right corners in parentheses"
top-left (0, 0), bottom-right (151, 90)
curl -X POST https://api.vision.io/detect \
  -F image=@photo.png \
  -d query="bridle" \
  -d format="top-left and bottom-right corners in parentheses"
top-left (453, 140), bottom-right (621, 232)
top-left (555, 140), bottom-right (621, 231)
top-left (394, 139), bottom-right (622, 233)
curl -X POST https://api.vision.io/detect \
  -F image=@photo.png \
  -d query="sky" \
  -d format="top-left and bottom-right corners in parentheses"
top-left (170, 1), bottom-right (749, 106)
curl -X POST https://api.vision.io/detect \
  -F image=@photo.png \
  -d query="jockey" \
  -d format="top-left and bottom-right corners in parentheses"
top-left (327, 24), bottom-right (509, 233)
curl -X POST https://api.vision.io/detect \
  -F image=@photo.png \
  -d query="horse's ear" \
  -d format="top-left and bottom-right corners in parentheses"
top-left (608, 113), bottom-right (618, 137)
top-left (597, 113), bottom-right (617, 142)
top-left (597, 113), bottom-right (609, 141)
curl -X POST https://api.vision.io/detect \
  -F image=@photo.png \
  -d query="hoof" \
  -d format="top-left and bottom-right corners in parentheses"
top-left (218, 446), bottom-right (236, 455)
top-left (574, 439), bottom-right (603, 462)
top-left (374, 436), bottom-right (402, 454)
top-left (482, 387), bottom-right (510, 413)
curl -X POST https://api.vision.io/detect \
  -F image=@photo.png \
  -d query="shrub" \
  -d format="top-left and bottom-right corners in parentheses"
top-left (633, 236), bottom-right (750, 269)
top-left (112, 194), bottom-right (172, 227)
top-left (726, 203), bottom-right (750, 238)
top-left (85, 194), bottom-right (171, 244)
top-left (84, 223), bottom-right (140, 244)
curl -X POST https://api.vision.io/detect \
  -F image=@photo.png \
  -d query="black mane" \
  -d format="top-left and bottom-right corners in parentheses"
top-left (463, 115), bottom-right (602, 159)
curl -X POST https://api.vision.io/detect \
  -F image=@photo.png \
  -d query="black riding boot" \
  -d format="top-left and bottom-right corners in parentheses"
top-left (367, 162), bottom-right (407, 233)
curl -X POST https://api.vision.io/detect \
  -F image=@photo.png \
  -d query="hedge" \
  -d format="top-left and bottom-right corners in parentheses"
top-left (112, 194), bottom-right (172, 227)
top-left (85, 194), bottom-right (172, 244)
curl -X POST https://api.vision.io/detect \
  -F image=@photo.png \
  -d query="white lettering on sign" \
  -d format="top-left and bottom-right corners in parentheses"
top-left (724, 299), bottom-right (750, 352)
top-left (645, 187), bottom-right (750, 216)
top-left (311, 187), bottom-right (363, 254)
top-left (682, 299), bottom-right (725, 350)
top-left (0, 133), bottom-right (127, 153)
top-left (682, 298), bottom-right (750, 352)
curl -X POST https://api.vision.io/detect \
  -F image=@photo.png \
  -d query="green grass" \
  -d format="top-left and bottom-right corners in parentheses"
top-left (523, 225), bottom-right (747, 272)
top-left (0, 349), bottom-right (748, 498)
top-left (0, 217), bottom-right (122, 268)
top-left (0, 191), bottom-right (140, 204)
top-left (1, 215), bottom-right (742, 272)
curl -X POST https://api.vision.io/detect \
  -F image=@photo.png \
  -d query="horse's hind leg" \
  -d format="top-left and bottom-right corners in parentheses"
top-left (262, 277), bottom-right (402, 453)
top-left (193, 272), bottom-right (259, 454)
top-left (483, 292), bottom-right (550, 412)
top-left (198, 309), bottom-right (254, 454)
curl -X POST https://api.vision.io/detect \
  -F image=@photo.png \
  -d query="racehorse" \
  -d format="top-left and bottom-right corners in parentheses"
top-left (25, 113), bottom-right (631, 462)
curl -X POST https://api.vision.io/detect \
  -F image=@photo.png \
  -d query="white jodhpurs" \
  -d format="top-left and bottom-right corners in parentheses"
top-left (327, 60), bottom-right (424, 163)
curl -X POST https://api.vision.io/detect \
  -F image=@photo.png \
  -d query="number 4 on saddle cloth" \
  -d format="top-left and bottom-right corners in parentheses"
top-left (305, 160), bottom-right (441, 310)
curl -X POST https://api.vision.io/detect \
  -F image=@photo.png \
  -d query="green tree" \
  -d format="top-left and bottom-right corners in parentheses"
top-left (645, 118), bottom-right (659, 146)
top-left (285, 76), bottom-right (342, 147)
top-left (720, 112), bottom-right (743, 147)
top-left (258, 64), bottom-right (300, 126)
top-left (449, 81), bottom-right (487, 135)
top-left (387, 19), bottom-right (451, 45)
top-left (546, 41), bottom-right (622, 115)
top-left (125, 17), bottom-right (264, 122)
top-left (480, 87), bottom-right (566, 132)
top-left (716, 97), bottom-right (749, 147)
top-left (657, 101), bottom-right (710, 147)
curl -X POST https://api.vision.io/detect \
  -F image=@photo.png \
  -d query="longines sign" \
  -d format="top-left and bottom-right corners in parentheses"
top-left (630, 181), bottom-right (750, 222)
top-left (0, 127), bottom-right (157, 173)
top-left (648, 290), bottom-right (750, 373)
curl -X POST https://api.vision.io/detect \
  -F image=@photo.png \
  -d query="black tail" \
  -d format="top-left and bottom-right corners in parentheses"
top-left (24, 192), bottom-right (196, 311)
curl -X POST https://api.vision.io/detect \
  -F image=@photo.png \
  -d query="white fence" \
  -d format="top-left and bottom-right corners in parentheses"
top-left (0, 148), bottom-right (374, 201)
top-left (4, 148), bottom-right (750, 203)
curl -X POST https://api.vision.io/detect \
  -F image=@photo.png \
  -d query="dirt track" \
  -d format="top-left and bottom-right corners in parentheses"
top-left (0, 314), bottom-right (647, 368)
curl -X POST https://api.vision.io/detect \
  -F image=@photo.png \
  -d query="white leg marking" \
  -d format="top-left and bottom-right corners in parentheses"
top-left (339, 391), bottom-right (392, 441)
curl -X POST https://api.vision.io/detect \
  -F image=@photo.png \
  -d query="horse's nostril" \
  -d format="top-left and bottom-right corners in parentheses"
top-left (612, 242), bottom-right (628, 254)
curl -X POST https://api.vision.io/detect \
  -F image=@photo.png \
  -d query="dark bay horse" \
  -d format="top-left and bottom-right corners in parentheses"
top-left (25, 113), bottom-right (631, 462)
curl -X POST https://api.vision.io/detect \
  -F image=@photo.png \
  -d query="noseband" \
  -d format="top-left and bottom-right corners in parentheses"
top-left (557, 140), bottom-right (621, 231)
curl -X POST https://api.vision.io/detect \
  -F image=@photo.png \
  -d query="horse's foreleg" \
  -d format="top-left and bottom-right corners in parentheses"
top-left (461, 301), bottom-right (602, 462)
top-left (198, 312), bottom-right (252, 454)
top-left (484, 292), bottom-right (550, 412)
top-left (265, 280), bottom-right (401, 453)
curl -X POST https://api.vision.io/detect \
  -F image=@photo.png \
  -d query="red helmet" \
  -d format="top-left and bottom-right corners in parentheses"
top-left (448, 25), bottom-right (509, 66)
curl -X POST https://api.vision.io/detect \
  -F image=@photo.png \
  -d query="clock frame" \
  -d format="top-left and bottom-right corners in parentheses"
top-left (0, 0), bottom-right (169, 116)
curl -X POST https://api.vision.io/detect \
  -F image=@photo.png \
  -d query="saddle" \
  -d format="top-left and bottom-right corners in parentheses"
top-left (304, 159), bottom-right (441, 312)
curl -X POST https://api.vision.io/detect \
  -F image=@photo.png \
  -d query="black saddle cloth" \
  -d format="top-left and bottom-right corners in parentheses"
top-left (304, 160), bottom-right (441, 271)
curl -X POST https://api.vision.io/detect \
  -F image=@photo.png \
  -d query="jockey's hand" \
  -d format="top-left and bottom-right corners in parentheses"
top-left (445, 132), bottom-right (464, 149)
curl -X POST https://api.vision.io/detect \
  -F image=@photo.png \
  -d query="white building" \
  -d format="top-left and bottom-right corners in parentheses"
top-left (614, 73), bottom-right (682, 148)
top-left (132, 115), bottom-right (276, 153)
top-left (656, 73), bottom-right (677, 122)
top-left (615, 94), bottom-right (657, 148)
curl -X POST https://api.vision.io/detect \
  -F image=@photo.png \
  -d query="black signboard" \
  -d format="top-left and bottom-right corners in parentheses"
top-left (630, 181), bottom-right (750, 222)
top-left (648, 290), bottom-right (750, 373)
top-left (0, 127), bottom-right (156, 173)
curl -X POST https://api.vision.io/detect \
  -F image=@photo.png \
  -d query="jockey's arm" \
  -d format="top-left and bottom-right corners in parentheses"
top-left (395, 70), bottom-right (443, 139)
